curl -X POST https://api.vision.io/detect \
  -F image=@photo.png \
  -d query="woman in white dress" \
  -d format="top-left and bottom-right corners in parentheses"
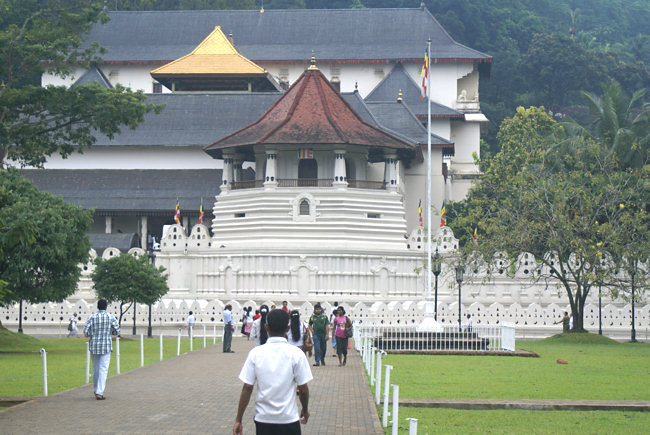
top-left (67, 313), bottom-right (78, 337)
top-left (286, 310), bottom-right (306, 349)
top-left (250, 305), bottom-right (269, 346)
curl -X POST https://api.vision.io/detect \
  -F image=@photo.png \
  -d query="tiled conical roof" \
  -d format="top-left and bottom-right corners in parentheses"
top-left (205, 65), bottom-right (415, 157)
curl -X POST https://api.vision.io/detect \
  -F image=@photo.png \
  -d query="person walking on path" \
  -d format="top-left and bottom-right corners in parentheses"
top-left (243, 307), bottom-right (254, 339)
top-left (329, 302), bottom-right (338, 357)
top-left (234, 309), bottom-right (313, 435)
top-left (331, 306), bottom-right (352, 366)
top-left (555, 312), bottom-right (570, 333)
top-left (251, 305), bottom-right (270, 346)
top-left (223, 304), bottom-right (235, 353)
top-left (287, 310), bottom-right (307, 350)
top-left (281, 300), bottom-right (290, 313)
top-left (186, 311), bottom-right (196, 338)
top-left (67, 313), bottom-right (78, 337)
top-left (83, 299), bottom-right (120, 400)
top-left (308, 304), bottom-right (329, 367)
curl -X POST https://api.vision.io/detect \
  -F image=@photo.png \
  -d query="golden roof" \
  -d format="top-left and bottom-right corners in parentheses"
top-left (151, 26), bottom-right (267, 77)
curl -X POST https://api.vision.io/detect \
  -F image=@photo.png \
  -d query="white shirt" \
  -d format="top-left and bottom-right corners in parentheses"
top-left (186, 314), bottom-right (196, 326)
top-left (250, 318), bottom-right (262, 345)
top-left (239, 336), bottom-right (313, 424)
top-left (287, 322), bottom-right (306, 347)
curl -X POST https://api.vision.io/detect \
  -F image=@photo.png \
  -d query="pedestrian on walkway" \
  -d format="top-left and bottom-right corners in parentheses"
top-left (67, 313), bottom-right (78, 337)
top-left (223, 304), bottom-right (235, 353)
top-left (287, 310), bottom-right (306, 349)
top-left (329, 302), bottom-right (338, 357)
top-left (466, 313), bottom-right (473, 333)
top-left (308, 304), bottom-right (329, 367)
top-left (243, 307), bottom-right (254, 339)
top-left (234, 309), bottom-right (312, 435)
top-left (332, 306), bottom-right (352, 366)
top-left (281, 301), bottom-right (290, 313)
top-left (83, 299), bottom-right (120, 400)
top-left (251, 305), bottom-right (270, 346)
top-left (186, 311), bottom-right (196, 338)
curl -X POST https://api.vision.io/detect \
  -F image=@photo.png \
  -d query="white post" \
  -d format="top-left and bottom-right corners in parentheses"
top-left (85, 342), bottom-right (90, 384)
top-left (203, 325), bottom-right (207, 348)
top-left (177, 328), bottom-right (181, 356)
top-left (375, 351), bottom-right (383, 405)
top-left (391, 384), bottom-right (399, 435)
top-left (40, 348), bottom-right (48, 397)
top-left (189, 325), bottom-right (193, 352)
top-left (160, 333), bottom-right (163, 361)
top-left (213, 324), bottom-right (216, 344)
top-left (370, 347), bottom-right (376, 385)
top-left (382, 365), bottom-right (393, 427)
top-left (140, 334), bottom-right (144, 367)
top-left (407, 418), bottom-right (418, 435)
top-left (116, 336), bottom-right (120, 374)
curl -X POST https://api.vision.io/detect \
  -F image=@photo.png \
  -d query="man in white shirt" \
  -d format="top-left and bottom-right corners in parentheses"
top-left (234, 309), bottom-right (313, 435)
top-left (186, 311), bottom-right (196, 338)
top-left (223, 304), bottom-right (235, 353)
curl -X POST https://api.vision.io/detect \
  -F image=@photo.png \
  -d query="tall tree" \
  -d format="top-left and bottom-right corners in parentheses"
top-left (449, 106), bottom-right (640, 331)
top-left (0, 168), bottom-right (93, 331)
top-left (0, 0), bottom-right (163, 167)
top-left (92, 253), bottom-right (168, 331)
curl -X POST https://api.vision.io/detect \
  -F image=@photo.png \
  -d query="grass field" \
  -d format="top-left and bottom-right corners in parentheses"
top-left (373, 333), bottom-right (650, 434)
top-left (0, 327), bottom-right (215, 397)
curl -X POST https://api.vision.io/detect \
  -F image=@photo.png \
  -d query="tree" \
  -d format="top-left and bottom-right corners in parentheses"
top-left (449, 106), bottom-right (640, 332)
top-left (92, 253), bottom-right (168, 333)
top-left (0, 0), bottom-right (163, 167)
top-left (0, 168), bottom-right (93, 331)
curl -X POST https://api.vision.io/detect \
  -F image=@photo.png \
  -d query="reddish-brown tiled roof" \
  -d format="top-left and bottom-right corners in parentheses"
top-left (205, 66), bottom-right (416, 154)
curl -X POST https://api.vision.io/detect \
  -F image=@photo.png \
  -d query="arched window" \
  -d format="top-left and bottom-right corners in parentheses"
top-left (298, 159), bottom-right (318, 186)
top-left (299, 199), bottom-right (310, 215)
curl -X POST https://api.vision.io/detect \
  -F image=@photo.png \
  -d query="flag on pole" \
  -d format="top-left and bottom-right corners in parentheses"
top-left (198, 199), bottom-right (204, 225)
top-left (473, 225), bottom-right (478, 243)
top-left (440, 200), bottom-right (446, 227)
top-left (418, 199), bottom-right (423, 227)
top-left (420, 47), bottom-right (429, 100)
top-left (174, 200), bottom-right (181, 224)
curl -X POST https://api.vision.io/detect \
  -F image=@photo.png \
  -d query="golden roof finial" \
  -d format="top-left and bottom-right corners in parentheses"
top-left (397, 89), bottom-right (403, 102)
top-left (354, 81), bottom-right (358, 93)
top-left (228, 32), bottom-right (234, 45)
top-left (308, 51), bottom-right (318, 70)
top-left (260, 0), bottom-right (264, 13)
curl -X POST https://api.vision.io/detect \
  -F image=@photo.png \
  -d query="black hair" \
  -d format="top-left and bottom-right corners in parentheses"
top-left (259, 304), bottom-right (269, 344)
top-left (97, 299), bottom-right (107, 310)
top-left (268, 309), bottom-right (290, 335)
top-left (338, 306), bottom-right (345, 315)
top-left (289, 310), bottom-right (301, 339)
top-left (189, 311), bottom-right (193, 315)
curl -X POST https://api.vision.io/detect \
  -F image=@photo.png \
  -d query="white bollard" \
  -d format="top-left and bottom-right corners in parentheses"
top-left (140, 334), bottom-right (144, 367)
top-left (116, 336), bottom-right (121, 374)
top-left (177, 328), bottom-right (181, 356)
top-left (40, 348), bottom-right (48, 397)
top-left (375, 351), bottom-right (384, 405)
top-left (370, 347), bottom-right (376, 385)
top-left (85, 342), bottom-right (90, 384)
top-left (189, 325), bottom-right (193, 352)
top-left (407, 418), bottom-right (418, 435)
top-left (160, 333), bottom-right (163, 361)
top-left (391, 384), bottom-right (399, 435)
top-left (203, 325), bottom-right (207, 348)
top-left (382, 365), bottom-right (393, 427)
top-left (213, 324), bottom-right (216, 344)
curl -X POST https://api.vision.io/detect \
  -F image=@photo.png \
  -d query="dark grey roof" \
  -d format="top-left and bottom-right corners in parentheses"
top-left (88, 8), bottom-right (491, 64)
top-left (365, 101), bottom-right (454, 156)
top-left (89, 233), bottom-right (139, 253)
top-left (341, 92), bottom-right (382, 128)
top-left (94, 92), bottom-right (280, 146)
top-left (74, 65), bottom-right (113, 88)
top-left (21, 169), bottom-right (221, 213)
top-left (365, 63), bottom-right (462, 119)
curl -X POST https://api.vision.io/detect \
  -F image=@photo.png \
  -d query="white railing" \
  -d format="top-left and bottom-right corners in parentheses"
top-left (354, 322), bottom-right (515, 352)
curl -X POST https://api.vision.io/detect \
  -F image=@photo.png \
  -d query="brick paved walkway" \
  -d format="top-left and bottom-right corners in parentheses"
top-left (0, 337), bottom-right (383, 434)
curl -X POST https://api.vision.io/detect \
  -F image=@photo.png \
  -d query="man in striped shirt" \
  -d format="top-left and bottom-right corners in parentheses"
top-left (84, 299), bottom-right (120, 400)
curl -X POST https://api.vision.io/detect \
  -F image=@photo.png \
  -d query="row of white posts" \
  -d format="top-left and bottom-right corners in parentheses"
top-left (40, 325), bottom-right (220, 397)
top-left (359, 334), bottom-right (418, 435)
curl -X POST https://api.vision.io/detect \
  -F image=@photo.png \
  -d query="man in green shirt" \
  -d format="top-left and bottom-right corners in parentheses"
top-left (308, 304), bottom-right (329, 366)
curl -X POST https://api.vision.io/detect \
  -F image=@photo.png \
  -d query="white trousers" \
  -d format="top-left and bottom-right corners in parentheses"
top-left (91, 353), bottom-right (111, 395)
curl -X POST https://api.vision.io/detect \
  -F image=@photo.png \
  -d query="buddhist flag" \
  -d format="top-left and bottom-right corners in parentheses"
top-left (418, 199), bottom-right (423, 227)
top-left (440, 200), bottom-right (447, 227)
top-left (473, 225), bottom-right (478, 243)
top-left (198, 199), bottom-right (204, 225)
top-left (420, 46), bottom-right (429, 100)
top-left (174, 200), bottom-right (181, 224)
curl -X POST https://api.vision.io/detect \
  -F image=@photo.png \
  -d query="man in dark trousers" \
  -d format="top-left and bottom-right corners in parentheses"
top-left (83, 299), bottom-right (120, 400)
top-left (234, 309), bottom-right (313, 434)
top-left (308, 304), bottom-right (329, 366)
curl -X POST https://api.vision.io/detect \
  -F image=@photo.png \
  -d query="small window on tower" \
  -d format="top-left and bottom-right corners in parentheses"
top-left (153, 82), bottom-right (162, 93)
top-left (299, 199), bottom-right (310, 216)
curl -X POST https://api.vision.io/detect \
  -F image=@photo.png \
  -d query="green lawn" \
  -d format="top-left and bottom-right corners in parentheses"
top-left (376, 334), bottom-right (650, 401)
top-left (0, 327), bottom-right (215, 397)
top-left (372, 333), bottom-right (650, 434)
